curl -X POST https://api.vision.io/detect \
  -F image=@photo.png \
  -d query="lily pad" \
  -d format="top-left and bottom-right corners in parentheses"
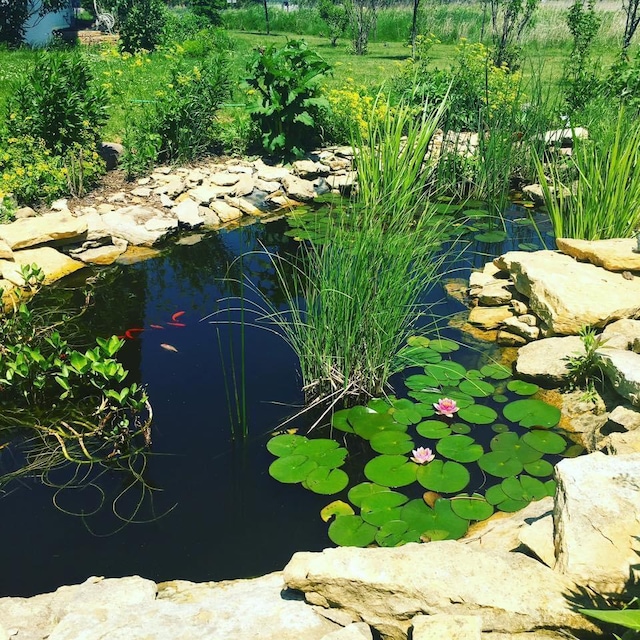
top-left (492, 423), bottom-right (510, 433)
top-left (389, 399), bottom-right (423, 425)
top-left (457, 404), bottom-right (498, 425)
top-left (429, 339), bottom-right (460, 353)
top-left (503, 399), bottom-right (561, 428)
top-left (293, 439), bottom-right (339, 457)
top-left (347, 482), bottom-right (390, 508)
top-left (267, 434), bottom-right (309, 457)
top-left (478, 451), bottom-right (524, 478)
top-left (522, 430), bottom-right (567, 454)
top-left (416, 460), bottom-right (470, 493)
top-left (269, 455), bottom-right (318, 484)
top-left (490, 431), bottom-right (542, 463)
top-left (303, 467), bottom-right (349, 495)
top-left (328, 515), bottom-right (378, 547)
top-left (331, 409), bottom-right (354, 433)
top-left (397, 346), bottom-right (443, 366)
top-left (450, 493), bottom-right (494, 521)
top-left (450, 422), bottom-right (471, 434)
top-left (375, 520), bottom-right (420, 547)
top-left (507, 380), bottom-right (540, 396)
top-left (480, 363), bottom-right (512, 380)
top-left (421, 499), bottom-right (470, 540)
top-left (364, 455), bottom-right (418, 488)
top-left (416, 420), bottom-right (452, 439)
top-left (459, 379), bottom-right (495, 398)
top-left (320, 500), bottom-right (354, 522)
top-left (370, 430), bottom-right (415, 455)
top-left (436, 435), bottom-right (484, 463)
top-left (524, 458), bottom-right (554, 477)
top-left (360, 491), bottom-right (409, 526)
top-left (351, 409), bottom-right (406, 440)
top-left (424, 361), bottom-right (467, 384)
top-left (474, 230), bottom-right (508, 243)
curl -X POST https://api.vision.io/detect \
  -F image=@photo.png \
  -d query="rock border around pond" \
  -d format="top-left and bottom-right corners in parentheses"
top-left (0, 149), bottom-right (357, 305)
top-left (1, 450), bottom-right (638, 640)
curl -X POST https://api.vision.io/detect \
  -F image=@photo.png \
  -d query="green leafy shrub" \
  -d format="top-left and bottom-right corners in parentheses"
top-left (122, 55), bottom-right (231, 175)
top-left (4, 51), bottom-right (108, 155)
top-left (163, 10), bottom-right (212, 43)
top-left (111, 0), bottom-right (166, 53)
top-left (245, 40), bottom-right (331, 157)
top-left (190, 0), bottom-right (225, 26)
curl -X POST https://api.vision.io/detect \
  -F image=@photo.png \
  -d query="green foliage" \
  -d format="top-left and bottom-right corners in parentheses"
top-left (245, 40), bottom-right (331, 157)
top-left (190, 0), bottom-right (225, 26)
top-left (563, 0), bottom-right (602, 111)
top-left (581, 599), bottom-right (640, 637)
top-left (0, 135), bottom-right (105, 206)
top-left (122, 55), bottom-right (231, 174)
top-left (4, 51), bottom-right (108, 155)
top-left (113, 0), bottom-right (167, 53)
top-left (163, 10), bottom-right (212, 43)
top-left (0, 271), bottom-right (148, 445)
top-left (563, 325), bottom-right (606, 396)
top-left (603, 55), bottom-right (640, 110)
top-left (535, 109), bottom-right (640, 240)
top-left (318, 0), bottom-right (348, 46)
top-left (487, 0), bottom-right (540, 69)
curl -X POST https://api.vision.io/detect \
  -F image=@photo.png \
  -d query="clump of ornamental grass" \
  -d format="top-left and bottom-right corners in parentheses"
top-left (535, 109), bottom-right (640, 241)
top-left (231, 97), bottom-right (456, 420)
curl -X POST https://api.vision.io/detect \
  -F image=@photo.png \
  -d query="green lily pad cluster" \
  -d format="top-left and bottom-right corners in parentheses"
top-left (267, 434), bottom-right (349, 494)
top-left (267, 337), bottom-right (577, 547)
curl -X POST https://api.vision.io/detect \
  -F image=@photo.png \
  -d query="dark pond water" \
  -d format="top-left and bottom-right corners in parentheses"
top-left (0, 206), bottom-right (548, 597)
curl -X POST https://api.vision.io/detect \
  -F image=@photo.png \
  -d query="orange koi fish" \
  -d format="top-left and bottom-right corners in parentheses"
top-left (124, 328), bottom-right (144, 340)
top-left (167, 322), bottom-right (186, 327)
top-left (171, 311), bottom-right (186, 322)
top-left (150, 324), bottom-right (164, 330)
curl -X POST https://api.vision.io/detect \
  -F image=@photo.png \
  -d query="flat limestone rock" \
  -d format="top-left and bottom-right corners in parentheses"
top-left (495, 251), bottom-right (640, 335)
top-left (601, 318), bottom-right (640, 350)
top-left (284, 542), bottom-right (596, 640)
top-left (74, 244), bottom-right (127, 265)
top-left (2, 247), bottom-right (85, 285)
top-left (556, 237), bottom-right (640, 272)
top-left (515, 336), bottom-right (585, 385)
top-left (282, 175), bottom-right (316, 202)
top-left (463, 498), bottom-right (553, 553)
top-left (0, 573), bottom-right (339, 640)
top-left (210, 200), bottom-right (242, 223)
top-left (412, 614), bottom-right (481, 640)
top-left (554, 453), bottom-right (640, 592)
top-left (599, 349), bottom-right (640, 405)
top-left (468, 306), bottom-right (513, 329)
top-left (0, 212), bottom-right (87, 250)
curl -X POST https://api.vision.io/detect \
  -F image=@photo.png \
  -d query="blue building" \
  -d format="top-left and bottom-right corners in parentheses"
top-left (23, 0), bottom-right (73, 46)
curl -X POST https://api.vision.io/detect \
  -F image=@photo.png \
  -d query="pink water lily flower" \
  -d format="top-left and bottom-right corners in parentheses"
top-left (411, 447), bottom-right (435, 465)
top-left (433, 397), bottom-right (459, 418)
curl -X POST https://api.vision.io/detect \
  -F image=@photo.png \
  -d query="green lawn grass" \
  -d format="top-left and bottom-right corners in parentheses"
top-left (0, 2), bottom-right (635, 143)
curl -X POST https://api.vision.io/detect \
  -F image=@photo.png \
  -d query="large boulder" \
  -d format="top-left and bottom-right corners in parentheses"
top-left (553, 452), bottom-right (640, 592)
top-left (283, 542), bottom-right (596, 640)
top-left (494, 251), bottom-right (640, 335)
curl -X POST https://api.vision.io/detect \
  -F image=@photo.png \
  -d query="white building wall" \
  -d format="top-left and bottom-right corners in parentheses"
top-left (24, 1), bottom-right (72, 46)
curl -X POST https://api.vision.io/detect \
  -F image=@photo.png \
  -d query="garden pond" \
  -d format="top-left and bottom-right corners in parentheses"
top-left (0, 203), bottom-right (578, 597)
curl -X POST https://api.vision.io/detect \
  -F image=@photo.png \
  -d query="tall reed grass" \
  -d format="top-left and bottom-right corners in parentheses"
top-left (251, 98), bottom-right (453, 410)
top-left (536, 109), bottom-right (640, 240)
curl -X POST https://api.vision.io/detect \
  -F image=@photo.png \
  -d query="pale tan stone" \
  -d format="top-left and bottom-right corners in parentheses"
top-left (3, 247), bottom-right (85, 285)
top-left (0, 212), bottom-right (87, 250)
top-left (467, 306), bottom-right (513, 329)
top-left (556, 237), bottom-right (640, 272)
